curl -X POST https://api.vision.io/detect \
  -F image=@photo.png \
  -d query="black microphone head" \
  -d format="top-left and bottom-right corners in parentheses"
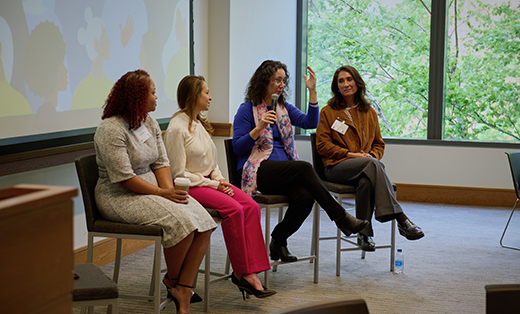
top-left (271, 94), bottom-right (279, 112)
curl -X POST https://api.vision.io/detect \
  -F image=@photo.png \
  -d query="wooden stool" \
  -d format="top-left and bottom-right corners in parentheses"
top-left (73, 264), bottom-right (119, 314)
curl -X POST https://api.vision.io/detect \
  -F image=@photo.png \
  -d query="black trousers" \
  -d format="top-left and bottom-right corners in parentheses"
top-left (256, 160), bottom-right (345, 246)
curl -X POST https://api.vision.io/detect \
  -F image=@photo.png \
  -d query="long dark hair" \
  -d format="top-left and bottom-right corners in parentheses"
top-left (102, 69), bottom-right (151, 129)
top-left (328, 65), bottom-right (371, 112)
top-left (244, 60), bottom-right (290, 106)
top-left (174, 75), bottom-right (214, 135)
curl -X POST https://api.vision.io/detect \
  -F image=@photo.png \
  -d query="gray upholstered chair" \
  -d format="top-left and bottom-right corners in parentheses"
top-left (73, 263), bottom-right (118, 314)
top-left (310, 133), bottom-right (396, 275)
top-left (500, 151), bottom-right (520, 251)
top-left (75, 154), bottom-right (167, 313)
top-left (224, 138), bottom-right (319, 287)
top-left (268, 297), bottom-right (370, 314)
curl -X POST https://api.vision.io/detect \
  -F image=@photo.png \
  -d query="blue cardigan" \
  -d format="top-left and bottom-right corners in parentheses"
top-left (232, 101), bottom-right (319, 170)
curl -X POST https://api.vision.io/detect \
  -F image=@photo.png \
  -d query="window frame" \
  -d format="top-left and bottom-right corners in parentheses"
top-left (296, 0), bottom-right (520, 149)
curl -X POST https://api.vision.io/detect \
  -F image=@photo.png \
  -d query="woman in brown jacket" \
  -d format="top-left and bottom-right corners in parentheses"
top-left (316, 65), bottom-right (424, 251)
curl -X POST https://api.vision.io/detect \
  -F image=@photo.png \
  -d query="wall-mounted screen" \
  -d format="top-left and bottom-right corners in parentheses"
top-left (0, 0), bottom-right (191, 152)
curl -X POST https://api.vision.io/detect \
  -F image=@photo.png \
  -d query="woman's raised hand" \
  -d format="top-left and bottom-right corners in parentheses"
top-left (304, 66), bottom-right (317, 91)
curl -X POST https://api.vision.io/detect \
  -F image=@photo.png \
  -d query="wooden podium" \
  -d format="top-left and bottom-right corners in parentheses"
top-left (0, 184), bottom-right (78, 314)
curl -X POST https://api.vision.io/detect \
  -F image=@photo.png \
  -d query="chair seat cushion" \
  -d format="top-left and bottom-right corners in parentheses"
top-left (206, 208), bottom-right (223, 219)
top-left (73, 264), bottom-right (118, 301)
top-left (254, 194), bottom-right (290, 205)
top-left (322, 181), bottom-right (356, 194)
top-left (92, 219), bottom-right (163, 236)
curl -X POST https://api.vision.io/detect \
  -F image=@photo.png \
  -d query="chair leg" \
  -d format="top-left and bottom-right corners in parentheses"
top-left (204, 240), bottom-right (211, 312)
top-left (225, 254), bottom-right (231, 275)
top-left (87, 234), bottom-right (94, 263)
top-left (500, 199), bottom-right (520, 251)
top-left (149, 252), bottom-right (158, 296)
top-left (271, 207), bottom-right (284, 273)
top-left (113, 238), bottom-right (122, 284)
top-left (390, 219), bottom-right (396, 272)
top-left (313, 202), bottom-right (319, 284)
top-left (264, 207), bottom-right (271, 288)
top-left (152, 239), bottom-right (162, 314)
top-left (336, 228), bottom-right (341, 276)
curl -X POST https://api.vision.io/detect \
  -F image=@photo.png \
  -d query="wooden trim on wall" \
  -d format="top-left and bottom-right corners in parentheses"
top-left (212, 122), bottom-right (232, 137)
top-left (395, 183), bottom-right (516, 208)
top-left (0, 145), bottom-right (95, 177)
top-left (73, 238), bottom-right (155, 266)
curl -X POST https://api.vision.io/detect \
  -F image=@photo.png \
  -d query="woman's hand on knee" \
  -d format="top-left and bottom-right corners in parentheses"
top-left (218, 180), bottom-right (234, 196)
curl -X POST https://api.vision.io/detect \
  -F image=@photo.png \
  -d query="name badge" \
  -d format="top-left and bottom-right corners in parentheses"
top-left (133, 124), bottom-right (151, 143)
top-left (331, 119), bottom-right (348, 135)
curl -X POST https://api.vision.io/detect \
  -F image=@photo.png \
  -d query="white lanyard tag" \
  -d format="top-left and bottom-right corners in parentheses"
top-left (331, 119), bottom-right (348, 135)
top-left (133, 124), bottom-right (151, 143)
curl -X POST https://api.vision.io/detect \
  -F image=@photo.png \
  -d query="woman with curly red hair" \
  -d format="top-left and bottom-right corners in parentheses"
top-left (94, 69), bottom-right (217, 314)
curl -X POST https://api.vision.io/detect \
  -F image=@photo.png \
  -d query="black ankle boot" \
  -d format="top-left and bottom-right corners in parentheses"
top-left (334, 212), bottom-right (369, 237)
top-left (269, 238), bottom-right (298, 262)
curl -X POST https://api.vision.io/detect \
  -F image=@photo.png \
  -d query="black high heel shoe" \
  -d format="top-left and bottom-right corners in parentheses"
top-left (163, 273), bottom-right (202, 303)
top-left (231, 272), bottom-right (268, 290)
top-left (237, 276), bottom-right (276, 300)
top-left (269, 238), bottom-right (298, 262)
top-left (334, 212), bottom-right (369, 237)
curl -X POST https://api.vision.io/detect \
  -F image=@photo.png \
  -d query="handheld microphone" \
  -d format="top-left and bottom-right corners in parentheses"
top-left (270, 93), bottom-right (279, 127)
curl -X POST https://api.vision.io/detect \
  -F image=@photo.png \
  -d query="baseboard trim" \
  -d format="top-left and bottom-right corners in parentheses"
top-left (395, 184), bottom-right (516, 208)
top-left (74, 238), bottom-right (155, 266)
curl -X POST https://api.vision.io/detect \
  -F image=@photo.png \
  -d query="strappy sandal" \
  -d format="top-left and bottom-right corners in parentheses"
top-left (163, 273), bottom-right (202, 303)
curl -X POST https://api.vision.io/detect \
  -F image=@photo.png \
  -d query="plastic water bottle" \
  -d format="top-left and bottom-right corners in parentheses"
top-left (394, 248), bottom-right (404, 274)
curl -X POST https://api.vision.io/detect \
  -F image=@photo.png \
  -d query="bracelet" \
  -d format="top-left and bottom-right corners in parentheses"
top-left (155, 188), bottom-right (160, 195)
top-left (309, 101), bottom-right (318, 107)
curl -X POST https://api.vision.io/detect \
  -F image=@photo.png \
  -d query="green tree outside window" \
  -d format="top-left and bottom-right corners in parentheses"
top-left (308, 0), bottom-right (520, 143)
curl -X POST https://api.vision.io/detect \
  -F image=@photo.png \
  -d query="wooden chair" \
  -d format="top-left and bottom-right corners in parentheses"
top-left (310, 133), bottom-right (396, 275)
top-left (223, 138), bottom-right (319, 287)
top-left (500, 151), bottom-right (520, 251)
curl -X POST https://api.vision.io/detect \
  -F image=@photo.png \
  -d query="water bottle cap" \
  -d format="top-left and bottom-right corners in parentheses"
top-left (397, 248), bottom-right (402, 252)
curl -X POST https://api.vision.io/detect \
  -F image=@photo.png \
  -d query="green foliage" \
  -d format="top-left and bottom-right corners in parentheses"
top-left (308, 0), bottom-right (520, 142)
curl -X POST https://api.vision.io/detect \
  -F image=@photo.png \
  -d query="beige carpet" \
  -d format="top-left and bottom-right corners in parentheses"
top-left (73, 201), bottom-right (520, 314)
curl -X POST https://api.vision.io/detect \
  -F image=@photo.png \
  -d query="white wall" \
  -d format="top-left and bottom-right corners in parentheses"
top-left (0, 0), bottom-right (514, 251)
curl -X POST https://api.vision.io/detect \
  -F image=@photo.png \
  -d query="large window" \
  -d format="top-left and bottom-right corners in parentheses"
top-left (304, 0), bottom-right (520, 144)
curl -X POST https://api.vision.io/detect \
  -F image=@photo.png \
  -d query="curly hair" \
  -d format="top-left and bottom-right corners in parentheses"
top-left (244, 60), bottom-right (290, 106)
top-left (174, 75), bottom-right (214, 135)
top-left (102, 69), bottom-right (151, 129)
top-left (328, 65), bottom-right (371, 112)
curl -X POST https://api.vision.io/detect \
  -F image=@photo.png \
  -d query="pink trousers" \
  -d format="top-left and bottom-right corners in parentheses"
top-left (189, 185), bottom-right (270, 274)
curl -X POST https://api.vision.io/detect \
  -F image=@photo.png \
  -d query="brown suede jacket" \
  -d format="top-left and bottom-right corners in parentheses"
top-left (316, 104), bottom-right (385, 167)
